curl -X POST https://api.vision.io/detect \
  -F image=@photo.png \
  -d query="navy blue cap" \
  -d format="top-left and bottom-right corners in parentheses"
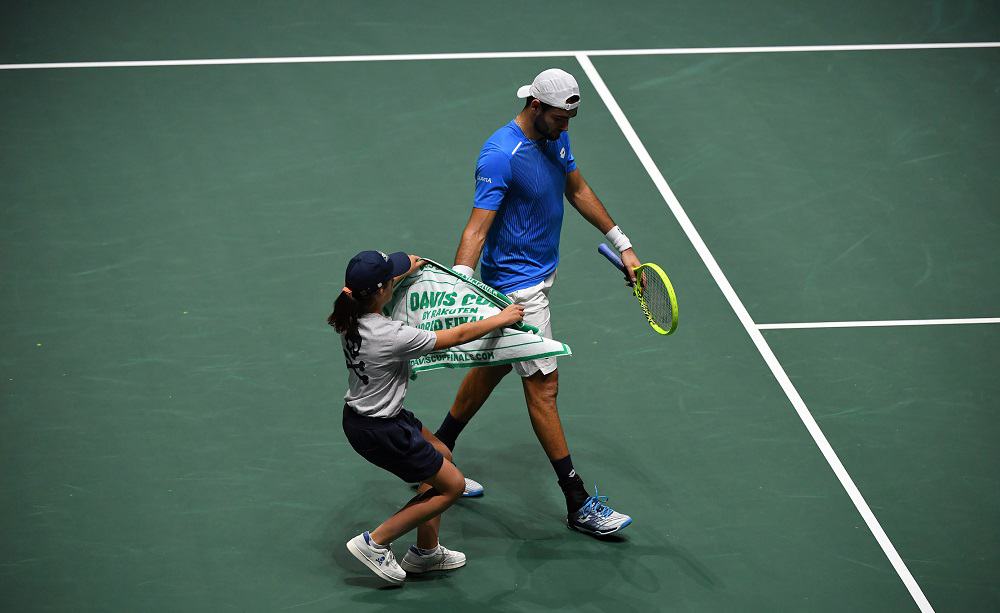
top-left (345, 250), bottom-right (410, 297)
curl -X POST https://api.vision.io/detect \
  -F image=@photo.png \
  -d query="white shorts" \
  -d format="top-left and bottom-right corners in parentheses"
top-left (506, 270), bottom-right (557, 378)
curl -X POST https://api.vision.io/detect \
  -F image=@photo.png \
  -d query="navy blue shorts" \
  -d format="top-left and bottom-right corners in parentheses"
top-left (342, 405), bottom-right (444, 484)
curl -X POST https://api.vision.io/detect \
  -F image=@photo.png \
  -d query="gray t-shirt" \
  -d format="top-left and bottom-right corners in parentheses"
top-left (341, 313), bottom-right (437, 418)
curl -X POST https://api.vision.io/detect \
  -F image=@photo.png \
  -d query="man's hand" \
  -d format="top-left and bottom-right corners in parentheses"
top-left (620, 248), bottom-right (641, 286)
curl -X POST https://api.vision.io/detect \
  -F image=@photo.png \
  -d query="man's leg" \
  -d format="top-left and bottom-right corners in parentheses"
top-left (520, 369), bottom-right (567, 458)
top-left (522, 367), bottom-right (633, 536)
top-left (434, 363), bottom-right (511, 451)
top-left (520, 368), bottom-right (589, 515)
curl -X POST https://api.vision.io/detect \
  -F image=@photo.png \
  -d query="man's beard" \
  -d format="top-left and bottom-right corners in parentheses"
top-left (533, 115), bottom-right (559, 141)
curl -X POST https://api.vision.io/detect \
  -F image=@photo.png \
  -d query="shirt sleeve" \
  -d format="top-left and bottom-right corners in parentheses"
top-left (563, 133), bottom-right (577, 173)
top-left (473, 146), bottom-right (512, 211)
top-left (392, 323), bottom-right (438, 361)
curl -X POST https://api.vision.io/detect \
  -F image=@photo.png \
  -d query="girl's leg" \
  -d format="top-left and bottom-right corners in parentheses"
top-left (413, 428), bottom-right (454, 549)
top-left (413, 483), bottom-right (441, 550)
top-left (370, 457), bottom-right (464, 546)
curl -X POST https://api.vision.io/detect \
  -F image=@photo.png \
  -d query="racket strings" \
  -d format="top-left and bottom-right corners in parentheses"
top-left (637, 269), bottom-right (673, 329)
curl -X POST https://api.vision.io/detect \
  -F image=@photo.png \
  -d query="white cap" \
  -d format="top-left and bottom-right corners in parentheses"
top-left (516, 68), bottom-right (580, 110)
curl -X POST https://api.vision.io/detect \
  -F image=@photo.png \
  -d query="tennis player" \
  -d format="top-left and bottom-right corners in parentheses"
top-left (331, 250), bottom-right (524, 584)
top-left (433, 69), bottom-right (639, 536)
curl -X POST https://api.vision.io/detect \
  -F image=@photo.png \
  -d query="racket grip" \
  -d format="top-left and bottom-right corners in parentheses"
top-left (598, 243), bottom-right (627, 275)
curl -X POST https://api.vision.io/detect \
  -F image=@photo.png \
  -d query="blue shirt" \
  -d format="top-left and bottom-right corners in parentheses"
top-left (473, 120), bottom-right (576, 293)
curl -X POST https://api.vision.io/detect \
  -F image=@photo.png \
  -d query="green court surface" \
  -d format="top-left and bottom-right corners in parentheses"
top-left (592, 49), bottom-right (1000, 323)
top-left (765, 325), bottom-right (1000, 612)
top-left (2, 4), bottom-right (999, 612)
top-left (3, 1), bottom-right (1000, 63)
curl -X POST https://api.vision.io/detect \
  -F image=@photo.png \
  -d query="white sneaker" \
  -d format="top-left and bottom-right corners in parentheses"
top-left (462, 477), bottom-right (484, 497)
top-left (400, 544), bottom-right (467, 574)
top-left (346, 532), bottom-right (406, 585)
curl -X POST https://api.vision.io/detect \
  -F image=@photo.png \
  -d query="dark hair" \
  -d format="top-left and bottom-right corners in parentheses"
top-left (523, 96), bottom-right (552, 111)
top-left (523, 95), bottom-right (578, 111)
top-left (328, 290), bottom-right (375, 351)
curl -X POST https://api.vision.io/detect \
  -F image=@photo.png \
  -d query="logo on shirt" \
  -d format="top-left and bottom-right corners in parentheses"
top-left (344, 342), bottom-right (370, 385)
top-left (559, 147), bottom-right (566, 159)
top-left (476, 175), bottom-right (493, 184)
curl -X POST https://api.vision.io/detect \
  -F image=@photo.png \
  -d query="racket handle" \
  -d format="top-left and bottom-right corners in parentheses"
top-left (598, 243), bottom-right (627, 275)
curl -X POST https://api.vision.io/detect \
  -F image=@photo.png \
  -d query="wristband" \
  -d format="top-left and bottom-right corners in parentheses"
top-left (453, 264), bottom-right (475, 278)
top-left (604, 225), bottom-right (632, 252)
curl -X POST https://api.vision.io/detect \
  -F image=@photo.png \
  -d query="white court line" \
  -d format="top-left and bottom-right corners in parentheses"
top-left (1, 41), bottom-right (998, 70)
top-left (575, 53), bottom-right (935, 612)
top-left (759, 317), bottom-right (1000, 330)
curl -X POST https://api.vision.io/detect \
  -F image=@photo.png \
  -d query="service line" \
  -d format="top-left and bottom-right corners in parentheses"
top-left (759, 317), bottom-right (1000, 330)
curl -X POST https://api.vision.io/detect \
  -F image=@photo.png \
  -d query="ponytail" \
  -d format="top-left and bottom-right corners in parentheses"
top-left (328, 289), bottom-right (371, 350)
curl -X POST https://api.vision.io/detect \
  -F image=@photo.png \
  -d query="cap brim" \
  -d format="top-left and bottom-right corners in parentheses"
top-left (516, 84), bottom-right (532, 98)
top-left (386, 251), bottom-right (411, 277)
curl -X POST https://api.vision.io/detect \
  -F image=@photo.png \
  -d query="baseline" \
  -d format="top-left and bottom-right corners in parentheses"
top-left (1, 42), bottom-right (998, 71)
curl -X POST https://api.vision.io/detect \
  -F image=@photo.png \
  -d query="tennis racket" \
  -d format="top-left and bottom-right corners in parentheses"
top-left (598, 243), bottom-right (678, 335)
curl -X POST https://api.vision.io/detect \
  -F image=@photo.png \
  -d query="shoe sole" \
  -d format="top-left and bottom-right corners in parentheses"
top-left (568, 516), bottom-right (633, 537)
top-left (346, 540), bottom-right (405, 585)
top-left (400, 558), bottom-right (467, 574)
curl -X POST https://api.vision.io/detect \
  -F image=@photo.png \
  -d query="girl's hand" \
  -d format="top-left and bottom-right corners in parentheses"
top-left (402, 255), bottom-right (426, 278)
top-left (497, 303), bottom-right (525, 327)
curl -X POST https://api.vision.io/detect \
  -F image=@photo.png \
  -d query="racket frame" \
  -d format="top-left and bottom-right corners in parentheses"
top-left (597, 243), bottom-right (679, 335)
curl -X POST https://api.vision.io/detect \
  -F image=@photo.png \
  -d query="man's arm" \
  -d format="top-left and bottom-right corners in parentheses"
top-left (456, 145), bottom-right (509, 276)
top-left (565, 168), bottom-right (615, 233)
top-left (565, 168), bottom-right (641, 282)
top-left (454, 208), bottom-right (498, 273)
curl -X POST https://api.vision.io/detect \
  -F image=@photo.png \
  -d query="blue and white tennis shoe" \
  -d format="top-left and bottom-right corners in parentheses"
top-left (412, 477), bottom-right (483, 497)
top-left (568, 487), bottom-right (633, 536)
top-left (462, 477), bottom-right (484, 497)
